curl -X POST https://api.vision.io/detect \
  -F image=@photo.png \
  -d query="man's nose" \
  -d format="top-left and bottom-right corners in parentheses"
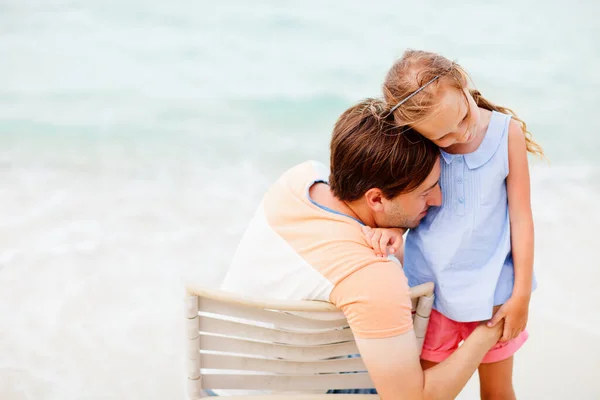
top-left (428, 185), bottom-right (443, 207)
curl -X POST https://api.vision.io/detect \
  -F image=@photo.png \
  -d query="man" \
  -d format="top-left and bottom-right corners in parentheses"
top-left (222, 98), bottom-right (504, 399)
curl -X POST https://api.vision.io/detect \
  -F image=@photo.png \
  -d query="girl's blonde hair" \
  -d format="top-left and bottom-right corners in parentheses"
top-left (382, 49), bottom-right (544, 157)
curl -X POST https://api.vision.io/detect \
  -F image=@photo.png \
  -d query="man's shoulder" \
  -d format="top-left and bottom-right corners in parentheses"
top-left (267, 160), bottom-right (328, 196)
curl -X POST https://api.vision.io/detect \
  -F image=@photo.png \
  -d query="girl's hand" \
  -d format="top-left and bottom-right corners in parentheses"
top-left (361, 226), bottom-right (405, 258)
top-left (487, 295), bottom-right (530, 342)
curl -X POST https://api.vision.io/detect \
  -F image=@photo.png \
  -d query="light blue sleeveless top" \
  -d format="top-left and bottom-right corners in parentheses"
top-left (404, 111), bottom-right (537, 322)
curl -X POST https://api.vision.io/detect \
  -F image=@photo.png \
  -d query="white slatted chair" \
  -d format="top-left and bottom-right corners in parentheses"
top-left (184, 282), bottom-right (434, 399)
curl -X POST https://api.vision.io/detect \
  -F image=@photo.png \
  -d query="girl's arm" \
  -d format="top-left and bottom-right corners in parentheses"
top-left (506, 120), bottom-right (534, 298)
top-left (362, 226), bottom-right (406, 262)
top-left (488, 120), bottom-right (534, 340)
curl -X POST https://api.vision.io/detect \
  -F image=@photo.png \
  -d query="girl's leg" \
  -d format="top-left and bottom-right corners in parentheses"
top-left (478, 356), bottom-right (516, 400)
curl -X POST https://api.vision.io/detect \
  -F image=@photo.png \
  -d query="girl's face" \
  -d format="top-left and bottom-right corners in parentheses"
top-left (412, 87), bottom-right (480, 149)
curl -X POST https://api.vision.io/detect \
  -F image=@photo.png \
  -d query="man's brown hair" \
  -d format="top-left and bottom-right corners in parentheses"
top-left (329, 98), bottom-right (439, 202)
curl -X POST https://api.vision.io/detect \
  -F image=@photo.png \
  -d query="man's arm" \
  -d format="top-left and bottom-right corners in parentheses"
top-left (330, 259), bottom-right (502, 399)
top-left (355, 323), bottom-right (503, 400)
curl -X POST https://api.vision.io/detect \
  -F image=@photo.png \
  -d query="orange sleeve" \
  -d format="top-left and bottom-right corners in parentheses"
top-left (329, 260), bottom-right (413, 339)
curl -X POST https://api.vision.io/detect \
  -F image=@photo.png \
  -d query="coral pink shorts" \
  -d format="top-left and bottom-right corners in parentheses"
top-left (421, 310), bottom-right (528, 364)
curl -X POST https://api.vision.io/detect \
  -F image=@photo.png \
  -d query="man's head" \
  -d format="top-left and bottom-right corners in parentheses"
top-left (329, 98), bottom-right (442, 229)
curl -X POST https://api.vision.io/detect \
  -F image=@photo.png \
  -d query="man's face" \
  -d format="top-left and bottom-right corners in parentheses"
top-left (377, 159), bottom-right (442, 229)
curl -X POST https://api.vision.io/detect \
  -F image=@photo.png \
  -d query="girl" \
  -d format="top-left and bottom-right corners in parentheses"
top-left (363, 49), bottom-right (544, 400)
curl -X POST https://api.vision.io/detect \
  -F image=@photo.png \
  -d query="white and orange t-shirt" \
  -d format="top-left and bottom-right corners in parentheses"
top-left (221, 160), bottom-right (413, 339)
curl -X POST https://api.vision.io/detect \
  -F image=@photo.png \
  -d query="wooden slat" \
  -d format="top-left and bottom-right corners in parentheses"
top-left (416, 294), bottom-right (434, 317)
top-left (200, 353), bottom-right (367, 374)
top-left (188, 282), bottom-right (432, 311)
top-left (188, 357), bottom-right (201, 379)
top-left (199, 335), bottom-right (359, 361)
top-left (201, 372), bottom-right (374, 390)
top-left (185, 283), bottom-right (434, 397)
top-left (199, 298), bottom-right (348, 331)
top-left (188, 285), bottom-right (340, 312)
top-left (187, 378), bottom-right (202, 399)
top-left (187, 336), bottom-right (200, 360)
top-left (198, 315), bottom-right (354, 346)
top-left (417, 337), bottom-right (425, 353)
top-left (187, 317), bottom-right (200, 339)
top-left (414, 315), bottom-right (429, 339)
top-left (413, 295), bottom-right (433, 351)
top-left (185, 296), bottom-right (199, 319)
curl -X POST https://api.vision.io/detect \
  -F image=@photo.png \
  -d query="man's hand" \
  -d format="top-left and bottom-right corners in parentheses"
top-left (362, 226), bottom-right (405, 258)
top-left (487, 295), bottom-right (530, 341)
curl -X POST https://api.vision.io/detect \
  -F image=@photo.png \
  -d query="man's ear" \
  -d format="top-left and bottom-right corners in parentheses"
top-left (364, 188), bottom-right (385, 212)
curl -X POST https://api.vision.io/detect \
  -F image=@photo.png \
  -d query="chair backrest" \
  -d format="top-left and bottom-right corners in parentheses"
top-left (184, 283), bottom-right (434, 399)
